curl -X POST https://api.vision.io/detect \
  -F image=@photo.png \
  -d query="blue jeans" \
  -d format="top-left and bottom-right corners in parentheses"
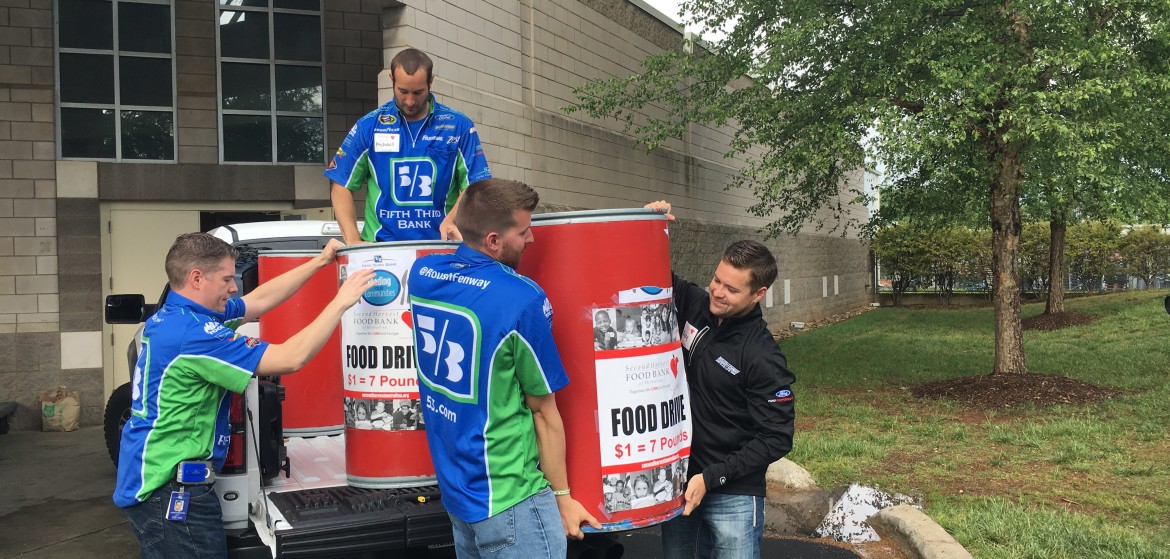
top-left (122, 480), bottom-right (228, 559)
top-left (660, 493), bottom-right (764, 559)
top-left (448, 486), bottom-right (566, 559)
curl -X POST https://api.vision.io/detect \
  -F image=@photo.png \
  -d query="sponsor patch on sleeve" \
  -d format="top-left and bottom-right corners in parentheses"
top-left (230, 333), bottom-right (262, 348)
top-left (768, 389), bottom-right (794, 403)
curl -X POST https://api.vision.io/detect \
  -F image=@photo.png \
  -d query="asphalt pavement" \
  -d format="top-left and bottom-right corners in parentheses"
top-left (0, 427), bottom-right (860, 559)
top-left (0, 427), bottom-right (131, 559)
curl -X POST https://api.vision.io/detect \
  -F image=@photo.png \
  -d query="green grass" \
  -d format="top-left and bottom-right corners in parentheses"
top-left (781, 290), bottom-right (1170, 558)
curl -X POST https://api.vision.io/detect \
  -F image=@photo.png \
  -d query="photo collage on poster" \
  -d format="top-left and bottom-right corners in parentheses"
top-left (345, 397), bottom-right (425, 431)
top-left (592, 298), bottom-right (690, 514)
top-left (592, 303), bottom-right (679, 351)
top-left (602, 458), bottom-right (689, 514)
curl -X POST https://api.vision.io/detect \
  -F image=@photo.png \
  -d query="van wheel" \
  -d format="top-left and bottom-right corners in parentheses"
top-left (103, 383), bottom-right (133, 466)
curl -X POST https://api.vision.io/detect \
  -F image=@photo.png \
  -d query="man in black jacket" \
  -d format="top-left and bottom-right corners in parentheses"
top-left (647, 202), bottom-right (796, 559)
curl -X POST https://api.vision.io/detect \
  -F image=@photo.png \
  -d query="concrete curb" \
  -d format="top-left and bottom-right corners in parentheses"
top-left (868, 504), bottom-right (974, 559)
top-left (766, 459), bottom-right (975, 559)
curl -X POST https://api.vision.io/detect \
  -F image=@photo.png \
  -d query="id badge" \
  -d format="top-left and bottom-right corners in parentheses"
top-left (166, 490), bottom-right (190, 522)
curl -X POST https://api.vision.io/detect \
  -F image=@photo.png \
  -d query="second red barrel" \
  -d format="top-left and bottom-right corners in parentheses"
top-left (257, 251), bottom-right (344, 436)
top-left (516, 208), bottom-right (692, 532)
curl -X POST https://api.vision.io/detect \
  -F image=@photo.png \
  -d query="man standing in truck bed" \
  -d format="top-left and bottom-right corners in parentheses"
top-left (326, 47), bottom-right (492, 244)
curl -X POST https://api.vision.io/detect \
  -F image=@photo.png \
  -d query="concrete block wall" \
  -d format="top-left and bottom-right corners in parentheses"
top-left (0, 0), bottom-right (57, 335)
top-left (0, 0), bottom-right (79, 431)
top-left (324, 0), bottom-right (400, 169)
top-left (175, 0), bottom-right (220, 164)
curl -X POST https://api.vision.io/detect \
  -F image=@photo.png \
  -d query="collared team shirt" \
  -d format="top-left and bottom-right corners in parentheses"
top-left (324, 94), bottom-right (492, 242)
top-left (113, 291), bottom-right (268, 508)
top-left (407, 244), bottom-right (569, 523)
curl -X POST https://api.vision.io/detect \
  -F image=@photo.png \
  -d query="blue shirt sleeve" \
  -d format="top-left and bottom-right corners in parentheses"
top-left (324, 119), bottom-right (372, 189)
top-left (224, 297), bottom-right (246, 321)
top-left (461, 122), bottom-right (491, 184)
top-left (514, 292), bottom-right (569, 395)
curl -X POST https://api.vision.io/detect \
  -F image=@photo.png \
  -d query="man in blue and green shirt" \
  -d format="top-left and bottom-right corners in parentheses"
top-left (408, 179), bottom-right (600, 558)
top-left (113, 233), bottom-right (374, 559)
top-left (327, 48), bottom-right (492, 244)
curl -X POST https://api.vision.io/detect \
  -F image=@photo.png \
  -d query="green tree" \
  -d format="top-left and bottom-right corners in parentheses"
top-left (1067, 220), bottom-right (1123, 291)
top-left (875, 225), bottom-right (992, 304)
top-left (925, 226), bottom-right (983, 304)
top-left (1019, 221), bottom-right (1053, 296)
top-left (1023, 142), bottom-right (1170, 314)
top-left (872, 223), bottom-right (931, 306)
top-left (963, 228), bottom-right (994, 295)
top-left (1119, 225), bottom-right (1170, 288)
top-left (569, 0), bottom-right (1170, 374)
top-left (1044, 213), bottom-right (1070, 314)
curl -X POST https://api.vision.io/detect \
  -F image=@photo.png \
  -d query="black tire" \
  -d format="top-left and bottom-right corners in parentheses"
top-left (103, 383), bottom-right (133, 466)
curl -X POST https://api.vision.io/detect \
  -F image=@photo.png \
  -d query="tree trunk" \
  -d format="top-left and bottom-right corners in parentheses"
top-left (1046, 217), bottom-right (1066, 314)
top-left (988, 142), bottom-right (1028, 375)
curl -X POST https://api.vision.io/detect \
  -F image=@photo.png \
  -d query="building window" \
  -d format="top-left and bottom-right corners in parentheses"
top-left (216, 0), bottom-right (324, 164)
top-left (56, 0), bottom-right (176, 161)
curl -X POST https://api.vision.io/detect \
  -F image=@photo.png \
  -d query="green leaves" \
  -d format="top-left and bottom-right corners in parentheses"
top-left (567, 0), bottom-right (1170, 372)
top-left (567, 0), bottom-right (1170, 237)
top-left (1118, 225), bottom-right (1170, 287)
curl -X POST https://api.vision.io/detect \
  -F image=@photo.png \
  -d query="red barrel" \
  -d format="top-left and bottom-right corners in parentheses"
top-left (517, 209), bottom-right (692, 532)
top-left (258, 252), bottom-right (344, 436)
top-left (337, 241), bottom-right (458, 489)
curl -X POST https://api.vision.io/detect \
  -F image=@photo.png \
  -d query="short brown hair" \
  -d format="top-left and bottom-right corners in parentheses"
top-left (455, 178), bottom-right (539, 247)
top-left (389, 48), bottom-right (433, 83)
top-left (722, 240), bottom-right (777, 291)
top-left (165, 233), bottom-right (238, 289)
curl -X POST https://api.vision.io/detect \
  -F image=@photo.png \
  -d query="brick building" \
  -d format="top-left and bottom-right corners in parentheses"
top-left (0, 0), bottom-right (870, 430)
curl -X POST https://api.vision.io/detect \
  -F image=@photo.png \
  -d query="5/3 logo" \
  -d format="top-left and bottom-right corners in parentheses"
top-left (392, 158), bottom-right (436, 206)
top-left (417, 313), bottom-right (465, 382)
top-left (411, 298), bottom-right (480, 403)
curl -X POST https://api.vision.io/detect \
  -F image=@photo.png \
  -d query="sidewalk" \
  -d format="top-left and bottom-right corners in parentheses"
top-left (0, 427), bottom-right (136, 559)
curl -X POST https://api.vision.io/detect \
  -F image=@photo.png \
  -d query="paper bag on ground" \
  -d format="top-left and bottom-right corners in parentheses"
top-left (40, 386), bottom-right (80, 432)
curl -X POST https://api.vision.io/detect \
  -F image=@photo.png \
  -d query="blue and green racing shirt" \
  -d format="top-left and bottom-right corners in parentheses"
top-left (408, 244), bottom-right (570, 522)
top-left (325, 95), bottom-right (491, 242)
top-left (113, 291), bottom-right (268, 508)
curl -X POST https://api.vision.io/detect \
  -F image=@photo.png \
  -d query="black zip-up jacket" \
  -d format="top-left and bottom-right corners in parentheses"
top-left (673, 273), bottom-right (796, 497)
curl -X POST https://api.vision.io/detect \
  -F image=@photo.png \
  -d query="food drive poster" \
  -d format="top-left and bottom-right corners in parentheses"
top-left (339, 250), bottom-right (418, 401)
top-left (593, 301), bottom-right (692, 513)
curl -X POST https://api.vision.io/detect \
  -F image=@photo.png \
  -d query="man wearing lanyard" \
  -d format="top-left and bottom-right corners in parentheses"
top-left (113, 233), bottom-right (375, 558)
top-left (326, 48), bottom-right (492, 243)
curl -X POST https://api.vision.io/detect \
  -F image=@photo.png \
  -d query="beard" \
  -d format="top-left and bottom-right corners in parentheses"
top-left (499, 245), bottom-right (523, 269)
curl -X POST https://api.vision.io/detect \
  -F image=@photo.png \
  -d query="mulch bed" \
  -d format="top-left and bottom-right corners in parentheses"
top-left (1020, 311), bottom-right (1098, 330)
top-left (922, 311), bottom-right (1116, 409)
top-left (910, 373), bottom-right (1123, 409)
